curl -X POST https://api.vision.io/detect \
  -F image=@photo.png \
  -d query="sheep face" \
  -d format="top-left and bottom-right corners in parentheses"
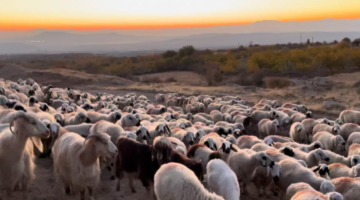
top-left (351, 156), bottom-right (360, 166)
top-left (54, 113), bottom-right (64, 125)
top-left (123, 114), bottom-right (141, 127)
top-left (300, 105), bottom-right (308, 113)
top-left (233, 129), bottom-right (246, 138)
top-left (220, 141), bottom-right (237, 154)
top-left (48, 122), bottom-right (60, 138)
top-left (279, 146), bottom-right (296, 157)
top-left (334, 135), bottom-right (346, 152)
top-left (319, 180), bottom-right (335, 194)
top-left (273, 119), bottom-right (280, 128)
top-left (264, 104), bottom-right (272, 111)
top-left (179, 122), bottom-right (187, 129)
top-left (306, 111), bottom-right (313, 118)
top-left (204, 138), bottom-right (217, 150)
top-left (76, 112), bottom-right (91, 123)
top-left (313, 164), bottom-right (330, 177)
top-left (194, 129), bottom-right (205, 143)
top-left (256, 152), bottom-right (274, 168)
top-left (40, 103), bottom-right (49, 112)
top-left (314, 149), bottom-right (330, 162)
top-left (326, 192), bottom-right (343, 200)
top-left (335, 118), bottom-right (344, 126)
top-left (136, 126), bottom-right (150, 144)
top-left (270, 163), bottom-right (281, 182)
top-left (66, 106), bottom-right (75, 113)
top-left (184, 131), bottom-right (195, 145)
top-left (332, 125), bottom-right (340, 134)
top-left (155, 124), bottom-right (171, 137)
top-left (111, 111), bottom-right (122, 122)
top-left (88, 134), bottom-right (118, 159)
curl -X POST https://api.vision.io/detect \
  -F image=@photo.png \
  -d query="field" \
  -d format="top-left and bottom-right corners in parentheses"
top-left (1, 62), bottom-right (359, 200)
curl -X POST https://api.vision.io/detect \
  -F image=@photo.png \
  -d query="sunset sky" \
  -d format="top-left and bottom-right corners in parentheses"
top-left (1, 0), bottom-right (360, 30)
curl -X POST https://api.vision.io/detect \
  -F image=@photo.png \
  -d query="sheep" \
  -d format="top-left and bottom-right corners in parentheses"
top-left (86, 111), bottom-right (122, 124)
top-left (290, 111), bottom-right (313, 123)
top-left (0, 111), bottom-right (50, 197)
top-left (259, 99), bottom-right (279, 108)
top-left (275, 158), bottom-right (334, 197)
top-left (340, 123), bottom-right (360, 141)
top-left (292, 148), bottom-right (330, 168)
top-left (321, 150), bottom-right (360, 167)
top-left (63, 112), bottom-right (91, 126)
top-left (328, 163), bottom-right (360, 179)
top-left (117, 113), bottom-right (140, 127)
top-left (146, 106), bottom-right (167, 115)
top-left (206, 159), bottom-right (240, 200)
top-left (64, 124), bottom-right (93, 138)
top-left (237, 135), bottom-right (274, 149)
top-left (53, 131), bottom-right (117, 200)
top-left (348, 143), bottom-right (360, 156)
top-left (285, 182), bottom-right (317, 200)
top-left (332, 177), bottom-right (360, 200)
top-left (339, 110), bottom-right (360, 125)
top-left (258, 119), bottom-right (279, 138)
top-left (115, 137), bottom-right (159, 198)
top-left (282, 103), bottom-right (307, 113)
top-left (347, 132), bottom-right (360, 147)
top-left (250, 110), bottom-right (278, 124)
top-left (313, 124), bottom-right (341, 135)
top-left (302, 118), bottom-right (331, 140)
top-left (154, 162), bottom-right (224, 200)
top-left (228, 149), bottom-right (275, 194)
top-left (313, 131), bottom-right (346, 154)
top-left (264, 135), bottom-right (294, 143)
top-left (167, 136), bottom-right (187, 155)
top-left (290, 122), bottom-right (308, 143)
top-left (276, 141), bottom-right (324, 152)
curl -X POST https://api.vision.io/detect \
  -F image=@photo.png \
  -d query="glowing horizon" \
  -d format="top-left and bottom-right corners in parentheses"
top-left (1, 0), bottom-right (360, 31)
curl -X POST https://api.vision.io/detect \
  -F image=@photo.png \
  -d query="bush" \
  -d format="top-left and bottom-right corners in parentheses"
top-left (265, 77), bottom-right (292, 89)
top-left (162, 50), bottom-right (177, 58)
top-left (235, 71), bottom-right (264, 87)
top-left (205, 62), bottom-right (223, 86)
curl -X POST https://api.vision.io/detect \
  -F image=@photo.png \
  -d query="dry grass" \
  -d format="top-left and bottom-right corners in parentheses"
top-left (265, 77), bottom-right (292, 89)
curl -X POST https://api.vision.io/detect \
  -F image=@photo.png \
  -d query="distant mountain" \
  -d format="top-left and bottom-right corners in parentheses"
top-left (0, 18), bottom-right (360, 54)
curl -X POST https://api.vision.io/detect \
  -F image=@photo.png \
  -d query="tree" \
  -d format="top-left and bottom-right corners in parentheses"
top-left (162, 50), bottom-right (177, 58)
top-left (307, 39), bottom-right (310, 44)
top-left (179, 45), bottom-right (195, 58)
top-left (352, 38), bottom-right (360, 46)
top-left (342, 37), bottom-right (351, 44)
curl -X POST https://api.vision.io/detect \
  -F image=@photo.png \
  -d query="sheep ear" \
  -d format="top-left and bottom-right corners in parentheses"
top-left (231, 145), bottom-right (238, 152)
top-left (31, 137), bottom-right (44, 153)
top-left (313, 166), bottom-right (320, 173)
top-left (354, 167), bottom-right (358, 177)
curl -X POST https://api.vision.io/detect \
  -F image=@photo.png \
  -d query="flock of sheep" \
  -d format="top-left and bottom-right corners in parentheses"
top-left (1, 77), bottom-right (360, 200)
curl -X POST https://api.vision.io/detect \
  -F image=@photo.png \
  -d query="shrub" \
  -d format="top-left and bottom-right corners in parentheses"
top-left (205, 62), bottom-right (223, 86)
top-left (265, 77), bottom-right (292, 89)
top-left (162, 50), bottom-right (177, 58)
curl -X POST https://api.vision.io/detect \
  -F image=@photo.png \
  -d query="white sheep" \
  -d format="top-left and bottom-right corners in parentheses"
top-left (87, 110), bottom-right (122, 123)
top-left (52, 131), bottom-right (117, 200)
top-left (264, 135), bottom-right (294, 143)
top-left (341, 123), bottom-right (360, 141)
top-left (348, 143), bottom-right (360, 157)
top-left (0, 111), bottom-right (50, 197)
top-left (313, 123), bottom-right (341, 135)
top-left (328, 163), bottom-right (360, 179)
top-left (321, 150), bottom-right (360, 167)
top-left (290, 122), bottom-right (308, 144)
top-left (117, 113), bottom-right (140, 127)
top-left (258, 118), bottom-right (279, 137)
top-left (332, 177), bottom-right (360, 200)
top-left (290, 111), bottom-right (313, 123)
top-left (339, 110), bottom-right (360, 125)
top-left (237, 135), bottom-right (274, 149)
top-left (64, 112), bottom-right (91, 126)
top-left (171, 128), bottom-right (195, 148)
top-left (313, 131), bottom-right (346, 154)
top-left (292, 148), bottom-right (330, 168)
top-left (206, 159), bottom-right (240, 200)
top-left (167, 136), bottom-right (187, 155)
top-left (285, 182), bottom-right (316, 200)
top-left (228, 149), bottom-right (275, 194)
top-left (154, 162), bottom-right (224, 200)
top-left (187, 144), bottom-right (221, 173)
top-left (275, 158), bottom-right (334, 197)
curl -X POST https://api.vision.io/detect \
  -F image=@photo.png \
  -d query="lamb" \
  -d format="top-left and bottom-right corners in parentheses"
top-left (312, 164), bottom-right (331, 180)
top-left (206, 159), bottom-right (240, 200)
top-left (339, 110), bottom-right (360, 125)
top-left (53, 131), bottom-right (117, 200)
top-left (167, 136), bottom-right (187, 155)
top-left (250, 110), bottom-right (278, 124)
top-left (0, 111), bottom-right (50, 197)
top-left (290, 122), bottom-right (308, 143)
top-left (275, 158), bottom-right (334, 197)
top-left (332, 177), bottom-right (360, 200)
top-left (302, 118), bottom-right (331, 140)
top-left (228, 149), bottom-right (275, 194)
top-left (237, 135), bottom-right (274, 149)
top-left (285, 182), bottom-right (317, 200)
top-left (328, 163), bottom-right (360, 179)
top-left (258, 119), bottom-right (279, 137)
top-left (86, 111), bottom-right (122, 124)
top-left (340, 123), bottom-right (360, 141)
top-left (313, 131), bottom-right (346, 154)
top-left (115, 137), bottom-right (159, 198)
top-left (154, 162), bottom-right (224, 200)
top-left (347, 132), bottom-right (360, 147)
top-left (313, 124), bottom-right (341, 135)
top-left (321, 150), bottom-right (360, 167)
top-left (117, 113), bottom-right (141, 127)
top-left (63, 112), bottom-right (91, 126)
